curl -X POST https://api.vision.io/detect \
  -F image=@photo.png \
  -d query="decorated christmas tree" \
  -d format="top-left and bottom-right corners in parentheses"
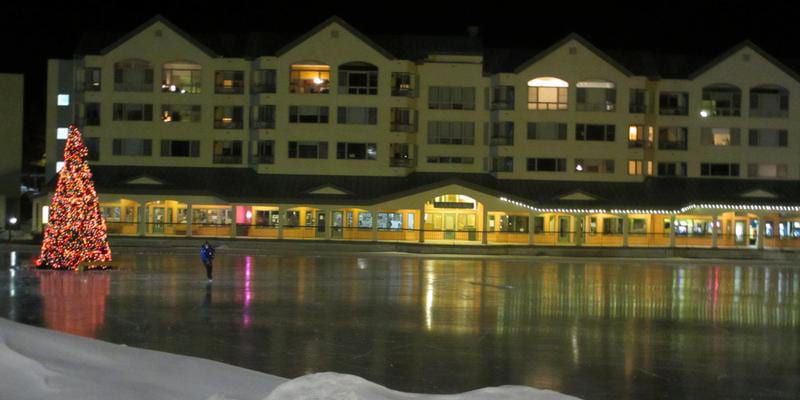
top-left (37, 125), bottom-right (112, 270)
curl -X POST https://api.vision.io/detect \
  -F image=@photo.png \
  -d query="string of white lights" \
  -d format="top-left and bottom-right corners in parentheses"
top-left (498, 197), bottom-right (800, 214)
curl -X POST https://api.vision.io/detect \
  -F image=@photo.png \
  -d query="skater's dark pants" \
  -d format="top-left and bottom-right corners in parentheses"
top-left (203, 261), bottom-right (213, 279)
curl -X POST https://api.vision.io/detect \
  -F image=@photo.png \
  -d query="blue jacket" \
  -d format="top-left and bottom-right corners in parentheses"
top-left (200, 244), bottom-right (215, 263)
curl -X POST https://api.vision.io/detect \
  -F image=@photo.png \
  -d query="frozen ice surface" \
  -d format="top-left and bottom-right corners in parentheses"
top-left (0, 318), bottom-right (576, 400)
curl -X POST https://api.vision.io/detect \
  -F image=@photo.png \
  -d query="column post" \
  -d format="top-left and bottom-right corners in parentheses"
top-left (711, 214), bottom-right (719, 249)
top-left (757, 214), bottom-right (765, 250)
top-left (575, 214), bottom-right (584, 247)
top-left (371, 210), bottom-right (378, 242)
top-left (325, 209), bottom-right (332, 240)
top-left (528, 212), bottom-right (536, 246)
top-left (186, 204), bottom-right (193, 237)
top-left (277, 206), bottom-right (284, 240)
top-left (230, 205), bottom-right (237, 238)
top-left (418, 205), bottom-right (425, 243)
top-left (138, 205), bottom-right (146, 237)
top-left (669, 215), bottom-right (676, 247)
top-left (481, 206), bottom-right (489, 245)
top-left (622, 214), bottom-right (629, 248)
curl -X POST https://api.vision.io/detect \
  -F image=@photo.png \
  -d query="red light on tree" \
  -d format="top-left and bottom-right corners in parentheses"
top-left (37, 125), bottom-right (112, 270)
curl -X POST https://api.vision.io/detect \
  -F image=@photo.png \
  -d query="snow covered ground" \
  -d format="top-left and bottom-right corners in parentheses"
top-left (0, 318), bottom-right (579, 400)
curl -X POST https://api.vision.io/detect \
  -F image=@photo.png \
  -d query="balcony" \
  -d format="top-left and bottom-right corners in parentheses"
top-left (115, 82), bottom-right (152, 92)
top-left (659, 107), bottom-right (688, 116)
top-left (628, 140), bottom-right (646, 148)
top-left (251, 154), bottom-right (274, 164)
top-left (214, 120), bottom-right (243, 129)
top-left (252, 83), bottom-right (276, 94)
top-left (390, 157), bottom-right (414, 167)
top-left (390, 123), bottom-right (417, 133)
top-left (490, 136), bottom-right (514, 146)
top-left (629, 103), bottom-right (647, 114)
top-left (491, 100), bottom-right (514, 111)
top-left (658, 142), bottom-right (688, 151)
top-left (251, 120), bottom-right (275, 129)
top-left (213, 155), bottom-right (242, 164)
top-left (215, 84), bottom-right (244, 95)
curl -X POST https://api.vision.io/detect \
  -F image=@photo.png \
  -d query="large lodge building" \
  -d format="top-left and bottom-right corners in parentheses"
top-left (36, 15), bottom-right (800, 250)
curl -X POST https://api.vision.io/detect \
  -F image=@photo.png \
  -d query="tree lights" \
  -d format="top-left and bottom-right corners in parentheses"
top-left (37, 125), bottom-right (112, 270)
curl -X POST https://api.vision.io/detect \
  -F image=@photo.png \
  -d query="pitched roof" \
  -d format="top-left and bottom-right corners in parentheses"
top-left (688, 40), bottom-right (800, 82)
top-left (275, 16), bottom-right (395, 59)
top-left (512, 33), bottom-right (633, 76)
top-left (52, 166), bottom-right (800, 210)
top-left (99, 15), bottom-right (219, 58)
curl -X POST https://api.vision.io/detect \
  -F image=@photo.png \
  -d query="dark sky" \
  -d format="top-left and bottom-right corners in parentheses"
top-left (2, 1), bottom-right (797, 168)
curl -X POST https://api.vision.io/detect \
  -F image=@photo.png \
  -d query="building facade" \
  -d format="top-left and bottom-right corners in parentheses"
top-left (36, 16), bottom-right (800, 250)
top-left (0, 73), bottom-right (23, 229)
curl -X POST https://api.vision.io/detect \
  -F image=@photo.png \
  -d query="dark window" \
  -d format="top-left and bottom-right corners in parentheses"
top-left (576, 124), bottom-right (615, 141)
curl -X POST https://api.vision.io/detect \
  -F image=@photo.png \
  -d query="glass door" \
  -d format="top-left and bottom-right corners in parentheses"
top-left (332, 211), bottom-right (343, 238)
top-left (152, 207), bottom-right (165, 234)
top-left (558, 216), bottom-right (571, 243)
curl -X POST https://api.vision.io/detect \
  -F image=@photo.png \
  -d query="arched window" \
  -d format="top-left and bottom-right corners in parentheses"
top-left (750, 84), bottom-right (789, 118)
top-left (290, 62), bottom-right (330, 94)
top-left (114, 59), bottom-right (153, 92)
top-left (162, 61), bottom-right (202, 94)
top-left (339, 62), bottom-right (378, 95)
top-left (527, 77), bottom-right (568, 110)
top-left (701, 83), bottom-right (741, 116)
top-left (576, 80), bottom-right (616, 112)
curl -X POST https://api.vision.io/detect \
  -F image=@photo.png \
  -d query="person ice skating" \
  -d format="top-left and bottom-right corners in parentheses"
top-left (200, 241), bottom-right (215, 281)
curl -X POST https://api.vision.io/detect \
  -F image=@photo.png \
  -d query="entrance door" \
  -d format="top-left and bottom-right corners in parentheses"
top-left (316, 212), bottom-right (326, 237)
top-left (152, 207), bottom-right (165, 234)
top-left (558, 216), bottom-right (571, 243)
top-left (748, 219), bottom-right (758, 246)
top-left (734, 221), bottom-right (746, 245)
top-left (332, 211), bottom-right (343, 238)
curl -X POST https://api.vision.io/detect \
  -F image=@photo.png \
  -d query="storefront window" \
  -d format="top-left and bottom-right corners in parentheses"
top-left (255, 210), bottom-right (279, 226)
top-left (377, 213), bottom-right (403, 229)
top-left (358, 212), bottom-right (373, 228)
top-left (193, 208), bottom-right (232, 225)
top-left (500, 215), bottom-right (529, 232)
top-left (305, 211), bottom-right (313, 226)
top-left (285, 211), bottom-right (300, 227)
top-left (101, 207), bottom-right (121, 222)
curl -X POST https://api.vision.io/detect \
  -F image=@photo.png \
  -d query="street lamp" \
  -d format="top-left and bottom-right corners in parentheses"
top-left (7, 217), bottom-right (17, 242)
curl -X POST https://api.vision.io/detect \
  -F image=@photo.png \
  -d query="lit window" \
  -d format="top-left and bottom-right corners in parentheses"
top-left (627, 160), bottom-right (643, 175)
top-left (56, 128), bottom-right (68, 139)
top-left (713, 128), bottom-right (731, 145)
top-left (57, 94), bottom-right (70, 106)
top-left (42, 206), bottom-right (49, 224)
top-left (527, 77), bottom-right (568, 110)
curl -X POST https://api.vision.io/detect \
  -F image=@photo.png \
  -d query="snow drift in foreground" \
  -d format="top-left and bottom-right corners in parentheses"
top-left (0, 318), bottom-right (580, 400)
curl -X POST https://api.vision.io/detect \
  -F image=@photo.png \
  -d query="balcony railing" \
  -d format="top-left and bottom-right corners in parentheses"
top-left (391, 87), bottom-right (415, 97)
top-left (491, 100), bottom-right (514, 110)
top-left (215, 84), bottom-right (245, 94)
top-left (658, 142), bottom-right (688, 150)
top-left (251, 120), bottom-right (275, 129)
top-left (750, 108), bottom-right (789, 118)
top-left (214, 120), bottom-right (243, 129)
top-left (629, 104), bottom-right (647, 113)
top-left (576, 102), bottom-right (616, 112)
top-left (390, 123), bottom-right (417, 133)
top-left (251, 154), bottom-right (274, 164)
top-left (659, 107), bottom-right (688, 116)
top-left (115, 82), bottom-right (153, 92)
top-left (213, 155), bottom-right (242, 164)
top-left (252, 84), bottom-right (276, 94)
top-left (490, 136), bottom-right (514, 146)
top-left (390, 157), bottom-right (413, 167)
top-left (628, 140), bottom-right (645, 148)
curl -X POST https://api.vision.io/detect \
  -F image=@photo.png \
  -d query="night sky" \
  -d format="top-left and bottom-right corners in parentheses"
top-left (1, 1), bottom-right (797, 169)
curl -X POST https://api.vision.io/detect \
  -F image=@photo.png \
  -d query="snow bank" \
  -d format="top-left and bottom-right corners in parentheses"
top-left (264, 372), bottom-right (579, 400)
top-left (0, 318), bottom-right (580, 400)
